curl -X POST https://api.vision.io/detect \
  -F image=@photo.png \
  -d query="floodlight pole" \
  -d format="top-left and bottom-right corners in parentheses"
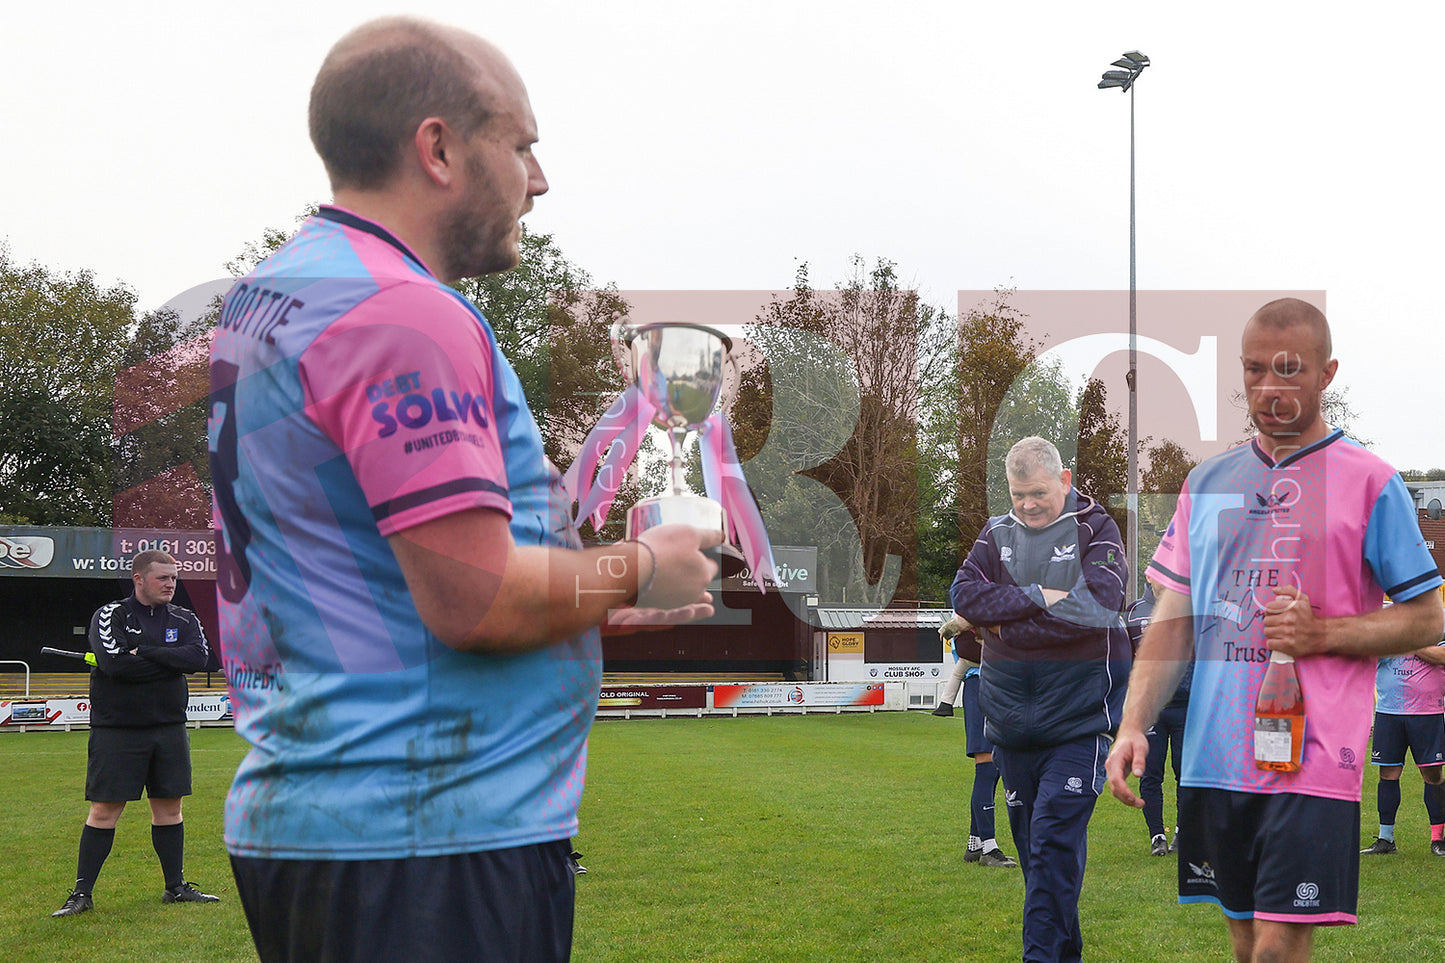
top-left (1098, 51), bottom-right (1149, 602)
top-left (1127, 76), bottom-right (1138, 603)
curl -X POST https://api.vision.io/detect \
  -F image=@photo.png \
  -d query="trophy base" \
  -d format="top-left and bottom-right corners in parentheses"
top-left (627, 495), bottom-right (741, 558)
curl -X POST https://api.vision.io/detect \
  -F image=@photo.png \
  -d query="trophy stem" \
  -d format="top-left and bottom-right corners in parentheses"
top-left (667, 427), bottom-right (689, 498)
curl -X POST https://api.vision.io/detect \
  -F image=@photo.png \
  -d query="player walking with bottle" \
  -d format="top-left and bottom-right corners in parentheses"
top-left (1106, 299), bottom-right (1443, 963)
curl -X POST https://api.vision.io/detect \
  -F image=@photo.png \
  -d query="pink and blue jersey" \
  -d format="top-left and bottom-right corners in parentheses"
top-left (210, 207), bottom-right (601, 860)
top-left (1375, 648), bottom-right (1445, 715)
top-left (1148, 430), bottom-right (1440, 802)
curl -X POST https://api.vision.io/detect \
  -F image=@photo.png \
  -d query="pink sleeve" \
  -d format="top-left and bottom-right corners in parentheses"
top-left (299, 281), bottom-right (513, 536)
top-left (1146, 483), bottom-right (1192, 596)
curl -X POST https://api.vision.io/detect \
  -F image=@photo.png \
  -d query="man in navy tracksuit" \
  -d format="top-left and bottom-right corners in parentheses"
top-left (950, 436), bottom-right (1131, 963)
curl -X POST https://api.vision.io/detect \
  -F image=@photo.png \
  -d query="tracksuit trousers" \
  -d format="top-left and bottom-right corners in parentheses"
top-left (993, 734), bottom-right (1109, 963)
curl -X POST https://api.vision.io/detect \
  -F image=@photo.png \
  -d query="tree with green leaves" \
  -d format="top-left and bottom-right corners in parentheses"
top-left (1136, 437), bottom-right (1200, 577)
top-left (0, 245), bottom-right (136, 525)
top-left (455, 231), bottom-right (649, 541)
top-left (953, 291), bottom-right (1043, 545)
top-left (983, 356), bottom-right (1078, 515)
top-left (1074, 376), bottom-right (1129, 535)
top-left (453, 230), bottom-right (634, 484)
top-left (1141, 438), bottom-right (1197, 496)
top-left (737, 258), bottom-right (955, 606)
top-left (223, 205), bottom-right (319, 279)
top-left (916, 292), bottom-right (1097, 605)
top-left (111, 305), bottom-right (219, 529)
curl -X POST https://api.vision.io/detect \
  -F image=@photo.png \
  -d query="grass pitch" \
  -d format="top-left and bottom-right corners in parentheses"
top-left (2, 714), bottom-right (1441, 962)
top-left (0, 727), bottom-right (251, 962)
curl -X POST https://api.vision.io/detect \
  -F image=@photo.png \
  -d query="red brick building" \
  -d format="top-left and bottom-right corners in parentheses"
top-left (1416, 511), bottom-right (1445, 582)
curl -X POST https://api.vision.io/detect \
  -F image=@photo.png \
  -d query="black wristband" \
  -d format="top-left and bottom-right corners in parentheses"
top-left (626, 539), bottom-right (658, 601)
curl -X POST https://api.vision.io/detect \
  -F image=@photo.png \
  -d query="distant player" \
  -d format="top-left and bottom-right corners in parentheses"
top-left (938, 614), bottom-right (1018, 869)
top-left (1360, 638), bottom-right (1445, 856)
top-left (1126, 582), bottom-right (1191, 856)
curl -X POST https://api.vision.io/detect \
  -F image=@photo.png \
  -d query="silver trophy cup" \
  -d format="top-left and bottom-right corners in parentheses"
top-left (616, 322), bottom-right (732, 540)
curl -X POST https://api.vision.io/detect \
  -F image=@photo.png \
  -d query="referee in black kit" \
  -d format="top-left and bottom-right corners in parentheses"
top-left (51, 550), bottom-right (223, 917)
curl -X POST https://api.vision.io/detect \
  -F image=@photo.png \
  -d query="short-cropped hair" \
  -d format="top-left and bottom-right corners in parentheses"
top-left (309, 18), bottom-right (493, 191)
top-left (1005, 436), bottom-right (1064, 479)
top-left (1247, 297), bottom-right (1332, 365)
top-left (132, 550), bottom-right (176, 577)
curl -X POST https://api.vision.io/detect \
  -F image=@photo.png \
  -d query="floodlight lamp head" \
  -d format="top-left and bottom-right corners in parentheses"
top-left (1122, 50), bottom-right (1150, 67)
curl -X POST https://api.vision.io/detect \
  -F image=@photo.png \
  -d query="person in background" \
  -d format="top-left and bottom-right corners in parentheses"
top-left (938, 613), bottom-right (1018, 869)
top-left (1126, 581), bottom-right (1191, 857)
top-left (51, 550), bottom-right (221, 917)
top-left (1360, 635), bottom-right (1445, 856)
top-left (951, 435), bottom-right (1131, 962)
top-left (933, 618), bottom-right (969, 718)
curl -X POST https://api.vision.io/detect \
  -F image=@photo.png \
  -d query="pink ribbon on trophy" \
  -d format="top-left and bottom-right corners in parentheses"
top-left (700, 411), bottom-right (778, 591)
top-left (563, 383), bottom-right (658, 530)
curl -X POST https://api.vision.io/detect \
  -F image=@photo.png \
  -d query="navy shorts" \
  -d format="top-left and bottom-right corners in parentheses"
top-left (1370, 712), bottom-right (1445, 768)
top-left (86, 724), bottom-right (192, 801)
top-left (1176, 787), bottom-right (1359, 925)
top-left (962, 673), bottom-right (993, 757)
top-left (231, 840), bottom-right (575, 963)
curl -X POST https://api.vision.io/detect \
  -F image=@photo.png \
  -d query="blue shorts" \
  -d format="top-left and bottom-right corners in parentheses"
top-left (230, 841), bottom-right (575, 963)
top-left (962, 673), bottom-right (993, 758)
top-left (1176, 787), bottom-right (1359, 926)
top-left (1370, 711), bottom-right (1445, 768)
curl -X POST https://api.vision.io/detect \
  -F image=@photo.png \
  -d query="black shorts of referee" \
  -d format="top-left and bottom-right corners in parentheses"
top-left (86, 724), bottom-right (192, 801)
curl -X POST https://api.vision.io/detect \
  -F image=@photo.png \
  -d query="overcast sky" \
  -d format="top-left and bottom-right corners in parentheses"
top-left (4, 1), bottom-right (1441, 470)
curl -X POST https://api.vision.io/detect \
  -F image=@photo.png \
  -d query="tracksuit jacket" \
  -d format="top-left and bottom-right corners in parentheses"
top-left (1126, 584), bottom-right (1191, 706)
top-left (86, 596), bottom-right (217, 728)
top-left (949, 489), bottom-right (1131, 751)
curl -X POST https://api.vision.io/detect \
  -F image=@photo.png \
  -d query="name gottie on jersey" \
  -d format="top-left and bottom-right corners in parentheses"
top-left (217, 282), bottom-right (304, 344)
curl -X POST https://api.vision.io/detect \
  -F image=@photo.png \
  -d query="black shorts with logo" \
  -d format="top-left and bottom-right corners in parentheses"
top-left (1176, 787), bottom-right (1359, 925)
top-left (86, 724), bottom-right (192, 801)
top-left (231, 840), bottom-right (576, 963)
top-left (1370, 711), bottom-right (1445, 768)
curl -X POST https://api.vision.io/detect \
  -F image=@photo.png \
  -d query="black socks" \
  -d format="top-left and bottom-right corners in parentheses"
top-left (75, 824), bottom-right (115, 895)
top-left (152, 822), bottom-right (186, 890)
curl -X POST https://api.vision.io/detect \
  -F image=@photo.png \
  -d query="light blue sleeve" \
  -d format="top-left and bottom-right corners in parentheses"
top-left (1364, 473), bottom-right (1443, 602)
